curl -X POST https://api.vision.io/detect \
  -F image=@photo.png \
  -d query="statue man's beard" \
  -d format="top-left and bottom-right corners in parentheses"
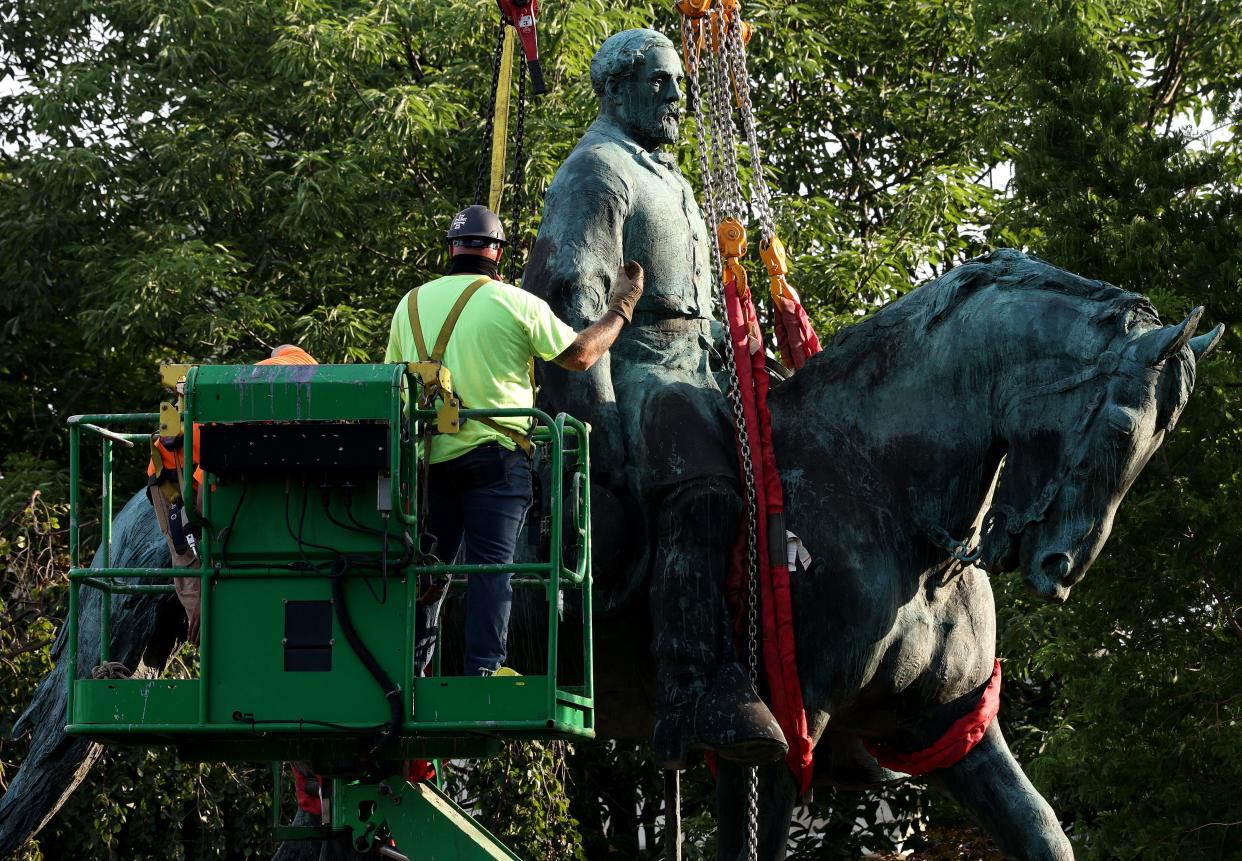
top-left (618, 93), bottom-right (681, 149)
top-left (626, 110), bottom-right (680, 148)
top-left (650, 112), bottom-right (681, 145)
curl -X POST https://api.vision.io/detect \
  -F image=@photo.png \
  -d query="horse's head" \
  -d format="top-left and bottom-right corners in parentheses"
top-left (983, 307), bottom-right (1223, 603)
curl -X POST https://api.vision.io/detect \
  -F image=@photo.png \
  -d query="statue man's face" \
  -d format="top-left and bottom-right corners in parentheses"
top-left (610, 45), bottom-right (684, 151)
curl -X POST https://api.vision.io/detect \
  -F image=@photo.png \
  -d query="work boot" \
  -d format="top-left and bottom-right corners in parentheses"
top-left (652, 662), bottom-right (788, 769)
top-left (648, 481), bottom-right (787, 769)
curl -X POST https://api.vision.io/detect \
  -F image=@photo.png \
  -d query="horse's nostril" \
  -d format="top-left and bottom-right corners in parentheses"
top-left (1039, 552), bottom-right (1074, 585)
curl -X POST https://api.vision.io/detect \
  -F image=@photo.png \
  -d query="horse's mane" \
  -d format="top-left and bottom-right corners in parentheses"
top-left (816, 249), bottom-right (1160, 372)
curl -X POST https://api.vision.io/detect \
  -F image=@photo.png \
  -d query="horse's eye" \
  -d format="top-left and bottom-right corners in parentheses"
top-left (1106, 405), bottom-right (1138, 435)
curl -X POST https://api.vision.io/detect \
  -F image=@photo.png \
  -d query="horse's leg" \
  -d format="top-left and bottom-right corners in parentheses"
top-left (925, 722), bottom-right (1073, 861)
top-left (715, 760), bottom-right (797, 861)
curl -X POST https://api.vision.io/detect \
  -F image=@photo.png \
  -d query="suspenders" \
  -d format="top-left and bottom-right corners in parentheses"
top-left (407, 277), bottom-right (533, 456)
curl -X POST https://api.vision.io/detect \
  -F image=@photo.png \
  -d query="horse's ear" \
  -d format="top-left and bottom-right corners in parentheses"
top-left (1134, 307), bottom-right (1202, 366)
top-left (1189, 324), bottom-right (1225, 363)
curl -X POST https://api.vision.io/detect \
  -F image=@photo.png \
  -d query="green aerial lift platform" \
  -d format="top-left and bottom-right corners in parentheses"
top-left (64, 362), bottom-right (594, 859)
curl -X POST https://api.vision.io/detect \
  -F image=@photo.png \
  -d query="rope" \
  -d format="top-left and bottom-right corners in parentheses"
top-left (664, 769), bottom-right (683, 861)
top-left (91, 661), bottom-right (131, 679)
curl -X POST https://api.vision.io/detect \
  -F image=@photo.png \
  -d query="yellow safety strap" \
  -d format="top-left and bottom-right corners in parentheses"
top-left (407, 276), bottom-right (492, 362)
top-left (432, 278), bottom-right (491, 361)
top-left (407, 276), bottom-right (534, 455)
top-left (488, 25), bottom-right (517, 213)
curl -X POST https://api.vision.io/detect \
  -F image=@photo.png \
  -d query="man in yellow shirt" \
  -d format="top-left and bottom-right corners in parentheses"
top-left (385, 205), bottom-right (642, 675)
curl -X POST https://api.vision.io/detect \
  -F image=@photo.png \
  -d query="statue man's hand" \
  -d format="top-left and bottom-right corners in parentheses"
top-left (606, 260), bottom-right (644, 322)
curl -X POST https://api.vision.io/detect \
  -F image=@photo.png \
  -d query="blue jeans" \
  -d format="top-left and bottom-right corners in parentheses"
top-left (415, 444), bottom-right (533, 676)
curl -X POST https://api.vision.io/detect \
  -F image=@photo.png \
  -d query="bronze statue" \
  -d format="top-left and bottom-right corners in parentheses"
top-left (0, 251), bottom-right (1223, 861)
top-left (0, 24), bottom-right (1226, 861)
top-left (525, 27), bottom-right (788, 770)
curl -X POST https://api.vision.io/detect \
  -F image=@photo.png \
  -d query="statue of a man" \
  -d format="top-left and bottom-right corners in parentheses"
top-left (525, 28), bottom-right (787, 768)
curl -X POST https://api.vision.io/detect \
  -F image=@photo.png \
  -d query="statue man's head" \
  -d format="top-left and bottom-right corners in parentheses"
top-left (590, 29), bottom-right (684, 152)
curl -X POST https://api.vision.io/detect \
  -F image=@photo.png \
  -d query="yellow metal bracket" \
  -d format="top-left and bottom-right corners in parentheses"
top-left (717, 217), bottom-right (752, 299)
top-left (760, 234), bottom-right (798, 306)
top-left (157, 364), bottom-right (191, 438)
top-left (159, 401), bottom-right (183, 437)
top-left (159, 363), bottom-right (191, 391)
top-left (717, 217), bottom-right (747, 258)
top-left (407, 361), bottom-right (463, 435)
top-left (407, 361), bottom-right (452, 392)
top-left (437, 397), bottom-right (462, 435)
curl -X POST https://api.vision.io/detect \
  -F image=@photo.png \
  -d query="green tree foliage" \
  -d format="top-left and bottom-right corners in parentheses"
top-left (717, 0), bottom-right (1010, 330)
top-left (976, 1), bottom-right (1242, 858)
top-left (1, 0), bottom-right (1240, 858)
top-left (461, 741), bottom-right (586, 860)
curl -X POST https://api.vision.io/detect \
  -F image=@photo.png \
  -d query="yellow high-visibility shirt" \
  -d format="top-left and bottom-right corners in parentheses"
top-left (384, 274), bottom-right (577, 464)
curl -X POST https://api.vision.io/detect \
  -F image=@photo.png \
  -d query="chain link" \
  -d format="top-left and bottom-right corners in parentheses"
top-left (683, 12), bottom-right (761, 861)
top-left (705, 11), bottom-right (744, 220)
top-left (508, 54), bottom-right (528, 279)
top-left (723, 12), bottom-right (775, 241)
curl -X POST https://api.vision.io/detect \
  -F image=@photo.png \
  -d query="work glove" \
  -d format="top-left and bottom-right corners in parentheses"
top-left (606, 260), bottom-right (644, 323)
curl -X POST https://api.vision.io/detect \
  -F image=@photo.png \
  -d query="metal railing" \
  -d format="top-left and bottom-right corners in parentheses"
top-left (64, 376), bottom-right (593, 745)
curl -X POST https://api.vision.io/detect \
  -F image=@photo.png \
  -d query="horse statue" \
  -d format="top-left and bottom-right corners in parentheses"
top-left (0, 250), bottom-right (1222, 861)
top-left (568, 249), bottom-right (1222, 860)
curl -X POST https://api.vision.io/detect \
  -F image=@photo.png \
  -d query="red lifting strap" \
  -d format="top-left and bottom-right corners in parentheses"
top-left (772, 289), bottom-right (823, 372)
top-left (722, 269), bottom-right (815, 795)
top-left (863, 659), bottom-right (1002, 776)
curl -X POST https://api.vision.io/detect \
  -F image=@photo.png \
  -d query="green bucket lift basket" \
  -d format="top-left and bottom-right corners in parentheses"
top-left (65, 362), bottom-right (595, 769)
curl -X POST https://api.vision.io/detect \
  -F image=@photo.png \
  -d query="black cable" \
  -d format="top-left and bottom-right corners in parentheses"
top-left (344, 486), bottom-right (415, 567)
top-left (219, 478), bottom-right (248, 570)
top-left (285, 482), bottom-right (388, 574)
top-left (283, 482), bottom-right (332, 573)
top-left (231, 711), bottom-right (388, 734)
top-left (329, 557), bottom-right (404, 755)
top-left (338, 484), bottom-right (409, 555)
top-left (297, 481), bottom-right (339, 555)
top-left (320, 488), bottom-right (388, 604)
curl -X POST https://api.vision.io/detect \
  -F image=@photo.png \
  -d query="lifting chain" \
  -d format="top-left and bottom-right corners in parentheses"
top-left (693, 3), bottom-right (798, 316)
top-left (680, 6), bottom-right (760, 860)
top-left (508, 55), bottom-right (529, 277)
top-left (722, 10), bottom-right (775, 241)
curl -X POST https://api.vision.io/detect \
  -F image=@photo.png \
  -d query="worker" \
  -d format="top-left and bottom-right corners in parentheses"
top-left (385, 204), bottom-right (644, 676)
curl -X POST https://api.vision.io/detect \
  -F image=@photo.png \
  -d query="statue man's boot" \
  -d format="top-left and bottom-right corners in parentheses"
top-left (649, 482), bottom-right (788, 770)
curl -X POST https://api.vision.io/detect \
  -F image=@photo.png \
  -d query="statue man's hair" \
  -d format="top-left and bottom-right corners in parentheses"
top-left (589, 28), bottom-right (675, 97)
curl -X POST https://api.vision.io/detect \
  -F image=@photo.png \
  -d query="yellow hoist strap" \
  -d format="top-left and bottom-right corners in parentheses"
top-left (407, 276), bottom-right (534, 456)
top-left (488, 25), bottom-right (517, 213)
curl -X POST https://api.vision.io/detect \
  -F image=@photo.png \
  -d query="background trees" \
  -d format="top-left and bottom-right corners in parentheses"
top-left (1, 0), bottom-right (1239, 858)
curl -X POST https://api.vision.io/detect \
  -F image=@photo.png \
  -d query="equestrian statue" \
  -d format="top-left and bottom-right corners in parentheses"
top-left (0, 27), bottom-right (1225, 861)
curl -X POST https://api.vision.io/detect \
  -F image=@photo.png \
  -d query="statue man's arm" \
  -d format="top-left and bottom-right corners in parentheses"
top-left (525, 160), bottom-right (631, 477)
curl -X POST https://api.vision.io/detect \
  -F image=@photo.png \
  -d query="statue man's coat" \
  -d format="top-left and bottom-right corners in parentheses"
top-left (527, 116), bottom-right (736, 501)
